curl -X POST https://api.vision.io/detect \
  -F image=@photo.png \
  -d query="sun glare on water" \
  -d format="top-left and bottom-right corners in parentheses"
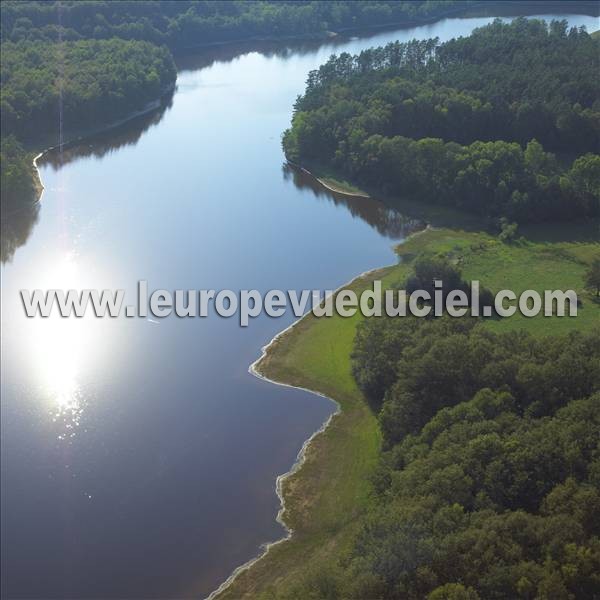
top-left (26, 253), bottom-right (93, 439)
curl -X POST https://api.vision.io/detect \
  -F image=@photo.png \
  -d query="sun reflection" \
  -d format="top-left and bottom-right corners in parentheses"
top-left (27, 253), bottom-right (90, 440)
top-left (40, 324), bottom-right (84, 439)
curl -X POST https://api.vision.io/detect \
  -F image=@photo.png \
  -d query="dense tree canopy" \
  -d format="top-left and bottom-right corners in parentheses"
top-left (1, 38), bottom-right (176, 140)
top-left (354, 314), bottom-right (600, 444)
top-left (283, 19), bottom-right (600, 223)
top-left (1, 1), bottom-right (472, 49)
top-left (346, 390), bottom-right (600, 599)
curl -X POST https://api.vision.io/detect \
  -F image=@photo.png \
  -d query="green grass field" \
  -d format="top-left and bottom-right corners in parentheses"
top-left (217, 227), bottom-right (599, 599)
top-left (395, 228), bottom-right (599, 335)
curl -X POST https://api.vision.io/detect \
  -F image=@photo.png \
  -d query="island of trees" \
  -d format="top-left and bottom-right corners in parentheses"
top-left (283, 18), bottom-right (600, 223)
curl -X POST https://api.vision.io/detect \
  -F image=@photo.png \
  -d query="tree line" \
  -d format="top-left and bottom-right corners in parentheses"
top-left (283, 19), bottom-right (600, 223)
top-left (1, 1), bottom-right (472, 50)
top-left (1, 39), bottom-right (176, 141)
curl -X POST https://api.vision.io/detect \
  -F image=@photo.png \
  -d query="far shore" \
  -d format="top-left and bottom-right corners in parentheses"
top-left (174, 0), bottom-right (599, 55)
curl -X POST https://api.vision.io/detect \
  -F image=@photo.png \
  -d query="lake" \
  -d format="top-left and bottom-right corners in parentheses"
top-left (1, 11), bottom-right (597, 599)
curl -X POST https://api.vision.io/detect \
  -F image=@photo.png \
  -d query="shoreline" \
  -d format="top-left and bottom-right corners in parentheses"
top-left (207, 263), bottom-right (391, 600)
top-left (175, 7), bottom-right (462, 53)
top-left (208, 244), bottom-right (427, 598)
top-left (29, 84), bottom-right (176, 208)
top-left (174, 0), bottom-right (599, 55)
top-left (286, 160), bottom-right (371, 198)
top-left (210, 223), bottom-right (600, 599)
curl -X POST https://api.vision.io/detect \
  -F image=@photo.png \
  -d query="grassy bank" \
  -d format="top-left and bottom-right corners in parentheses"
top-left (216, 227), bottom-right (599, 598)
top-left (395, 227), bottom-right (600, 335)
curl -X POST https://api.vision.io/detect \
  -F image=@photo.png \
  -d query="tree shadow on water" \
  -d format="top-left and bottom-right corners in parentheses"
top-left (1, 202), bottom-right (40, 264)
top-left (282, 162), bottom-right (488, 239)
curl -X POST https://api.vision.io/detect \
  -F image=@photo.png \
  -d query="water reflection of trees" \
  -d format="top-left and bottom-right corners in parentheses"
top-left (1, 202), bottom-right (40, 263)
top-left (176, 2), bottom-right (600, 74)
top-left (175, 30), bottom-right (398, 73)
top-left (39, 94), bottom-right (173, 171)
top-left (283, 161), bottom-right (492, 235)
top-left (282, 162), bottom-right (424, 240)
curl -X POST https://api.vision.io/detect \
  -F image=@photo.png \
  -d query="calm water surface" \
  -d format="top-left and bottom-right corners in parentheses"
top-left (1, 13), bottom-right (596, 599)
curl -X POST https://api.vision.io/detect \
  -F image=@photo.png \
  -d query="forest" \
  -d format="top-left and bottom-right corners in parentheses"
top-left (283, 18), bottom-right (600, 223)
top-left (1, 1), bottom-right (471, 49)
top-left (282, 304), bottom-right (600, 598)
top-left (1, 39), bottom-right (176, 141)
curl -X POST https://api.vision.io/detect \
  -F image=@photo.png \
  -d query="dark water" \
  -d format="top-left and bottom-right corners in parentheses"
top-left (1, 13), bottom-right (597, 599)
